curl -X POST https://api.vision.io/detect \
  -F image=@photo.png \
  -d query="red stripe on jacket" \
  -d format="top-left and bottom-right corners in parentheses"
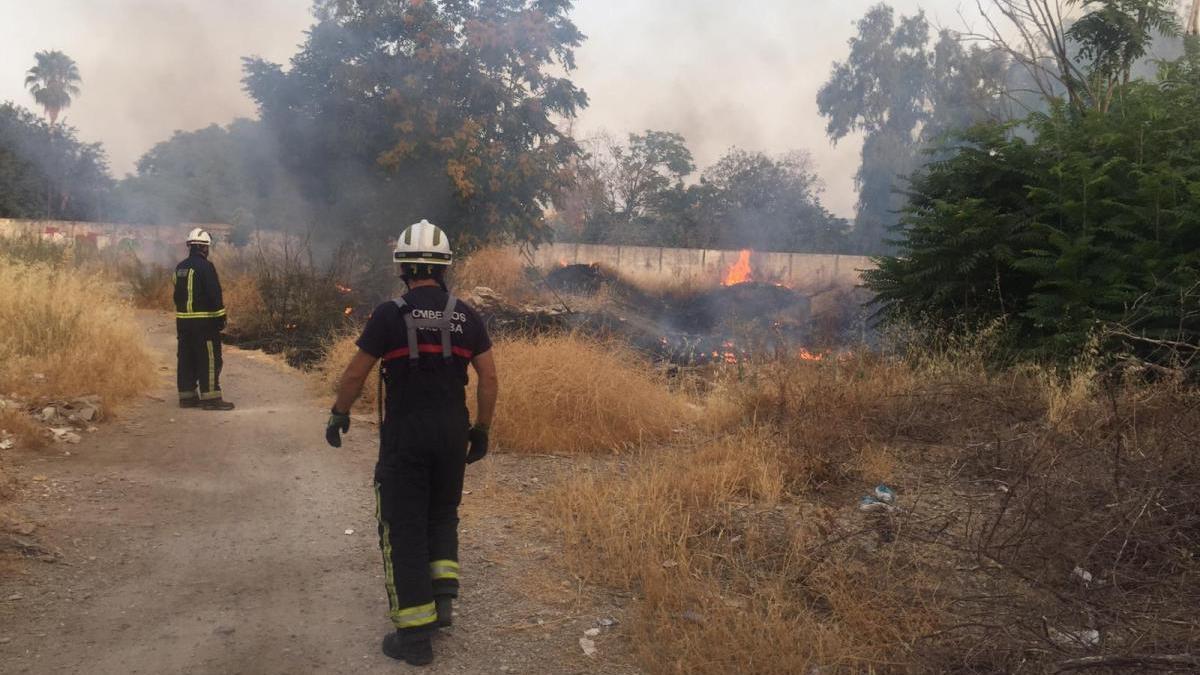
top-left (382, 344), bottom-right (474, 362)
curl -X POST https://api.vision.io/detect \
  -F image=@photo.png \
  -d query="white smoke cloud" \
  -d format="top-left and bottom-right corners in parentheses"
top-left (0, 0), bottom-right (977, 214)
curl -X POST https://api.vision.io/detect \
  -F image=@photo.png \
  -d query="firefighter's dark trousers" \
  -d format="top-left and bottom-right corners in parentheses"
top-left (374, 406), bottom-right (469, 635)
top-left (176, 320), bottom-right (223, 402)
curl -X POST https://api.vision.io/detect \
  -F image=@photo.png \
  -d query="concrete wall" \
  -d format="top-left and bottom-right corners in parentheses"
top-left (0, 218), bottom-right (240, 265)
top-left (529, 242), bottom-right (874, 289)
top-left (0, 219), bottom-right (875, 288)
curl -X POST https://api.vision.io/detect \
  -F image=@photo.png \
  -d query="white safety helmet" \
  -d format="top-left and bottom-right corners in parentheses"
top-left (394, 219), bottom-right (453, 274)
top-left (185, 227), bottom-right (213, 246)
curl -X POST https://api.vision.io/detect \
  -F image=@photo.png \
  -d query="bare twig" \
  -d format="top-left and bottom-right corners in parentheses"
top-left (1055, 653), bottom-right (1200, 672)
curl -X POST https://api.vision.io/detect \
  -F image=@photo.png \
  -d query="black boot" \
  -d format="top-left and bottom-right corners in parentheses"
top-left (179, 398), bottom-right (201, 409)
top-left (436, 596), bottom-right (453, 627)
top-left (201, 398), bottom-right (235, 411)
top-left (382, 632), bottom-right (433, 666)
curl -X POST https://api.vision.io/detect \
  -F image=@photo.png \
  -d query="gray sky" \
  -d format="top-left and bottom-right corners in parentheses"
top-left (0, 0), bottom-right (981, 217)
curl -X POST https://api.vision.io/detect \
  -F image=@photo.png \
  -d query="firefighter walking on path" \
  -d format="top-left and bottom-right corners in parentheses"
top-left (174, 228), bottom-right (235, 411)
top-left (325, 219), bottom-right (499, 666)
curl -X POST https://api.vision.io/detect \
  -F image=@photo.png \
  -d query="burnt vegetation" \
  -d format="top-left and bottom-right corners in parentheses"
top-left (1, 0), bottom-right (1199, 673)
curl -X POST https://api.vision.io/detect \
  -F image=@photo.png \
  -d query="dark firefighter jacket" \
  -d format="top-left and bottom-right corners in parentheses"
top-left (174, 252), bottom-right (226, 322)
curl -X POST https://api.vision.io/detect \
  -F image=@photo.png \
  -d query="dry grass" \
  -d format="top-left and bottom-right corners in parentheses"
top-left (313, 332), bottom-right (380, 416)
top-left (113, 257), bottom-right (174, 310)
top-left (312, 330), bottom-right (697, 453)
top-left (0, 260), bottom-right (154, 405)
top-left (550, 429), bottom-right (945, 674)
top-left (548, 349), bottom-right (1200, 673)
top-left (450, 246), bottom-right (537, 301)
top-left (220, 270), bottom-right (267, 336)
top-left (0, 408), bottom-right (46, 451)
top-left (478, 334), bottom-right (696, 454)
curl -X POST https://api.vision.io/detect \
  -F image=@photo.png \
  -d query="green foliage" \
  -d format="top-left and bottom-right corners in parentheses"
top-left (1067, 0), bottom-right (1180, 110)
top-left (818, 4), bottom-right (1011, 252)
top-left (554, 133), bottom-right (850, 252)
top-left (115, 119), bottom-right (307, 230)
top-left (693, 149), bottom-right (848, 252)
top-left (0, 102), bottom-right (113, 221)
top-left (24, 50), bottom-right (81, 126)
top-left (866, 72), bottom-right (1200, 367)
top-left (612, 130), bottom-right (694, 218)
top-left (241, 0), bottom-right (587, 247)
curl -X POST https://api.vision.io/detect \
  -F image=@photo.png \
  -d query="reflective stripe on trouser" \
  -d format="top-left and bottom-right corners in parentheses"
top-left (375, 482), bottom-right (441, 630)
top-left (200, 340), bottom-right (218, 399)
top-left (177, 322), bottom-right (222, 400)
top-left (373, 410), bottom-right (468, 632)
top-left (430, 559), bottom-right (459, 581)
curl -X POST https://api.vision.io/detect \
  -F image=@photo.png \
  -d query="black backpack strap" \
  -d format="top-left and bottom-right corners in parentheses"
top-left (392, 297), bottom-right (420, 363)
top-left (439, 294), bottom-right (457, 362)
top-left (393, 294), bottom-right (457, 363)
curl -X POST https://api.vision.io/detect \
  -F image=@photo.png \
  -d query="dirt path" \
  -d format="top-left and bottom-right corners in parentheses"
top-left (0, 313), bottom-right (639, 674)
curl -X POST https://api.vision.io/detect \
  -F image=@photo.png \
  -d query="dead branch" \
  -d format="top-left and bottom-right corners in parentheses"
top-left (1055, 653), bottom-right (1200, 672)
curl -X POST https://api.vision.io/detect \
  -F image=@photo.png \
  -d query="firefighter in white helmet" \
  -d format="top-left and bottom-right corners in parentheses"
top-left (173, 228), bottom-right (234, 410)
top-left (325, 219), bottom-right (499, 666)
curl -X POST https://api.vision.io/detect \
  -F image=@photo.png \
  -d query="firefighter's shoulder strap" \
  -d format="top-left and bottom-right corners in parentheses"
top-left (391, 293), bottom-right (457, 363)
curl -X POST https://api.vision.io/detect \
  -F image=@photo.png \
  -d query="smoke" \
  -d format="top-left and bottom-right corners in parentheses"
top-left (0, 0), bottom-right (308, 176)
top-left (568, 0), bottom-right (982, 219)
top-left (2, 0), bottom-right (989, 214)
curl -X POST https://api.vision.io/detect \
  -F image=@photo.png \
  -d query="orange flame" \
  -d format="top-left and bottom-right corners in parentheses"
top-left (558, 258), bottom-right (569, 267)
top-left (723, 250), bottom-right (753, 286)
top-left (335, 283), bottom-right (353, 294)
top-left (343, 306), bottom-right (354, 316)
top-left (797, 348), bottom-right (824, 362)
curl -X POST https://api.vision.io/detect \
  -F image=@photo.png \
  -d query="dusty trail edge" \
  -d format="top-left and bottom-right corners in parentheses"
top-left (0, 312), bottom-right (639, 675)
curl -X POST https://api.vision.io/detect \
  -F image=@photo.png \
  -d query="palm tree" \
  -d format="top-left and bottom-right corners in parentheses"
top-left (25, 50), bottom-right (81, 126)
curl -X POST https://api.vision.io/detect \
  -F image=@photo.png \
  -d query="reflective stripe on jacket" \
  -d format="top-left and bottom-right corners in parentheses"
top-left (173, 252), bottom-right (226, 320)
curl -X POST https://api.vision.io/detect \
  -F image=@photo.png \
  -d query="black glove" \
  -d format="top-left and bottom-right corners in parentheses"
top-left (217, 316), bottom-right (227, 332)
top-left (466, 425), bottom-right (489, 464)
top-left (326, 407), bottom-right (351, 448)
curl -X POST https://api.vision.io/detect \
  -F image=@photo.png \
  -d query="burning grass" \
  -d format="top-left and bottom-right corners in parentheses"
top-left (548, 351), bottom-right (1200, 673)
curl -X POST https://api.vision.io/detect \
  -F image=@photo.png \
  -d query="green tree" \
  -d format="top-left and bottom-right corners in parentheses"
top-left (1068, 0), bottom-right (1180, 110)
top-left (612, 130), bottom-right (695, 218)
top-left (818, 4), bottom-right (1011, 253)
top-left (694, 149), bottom-right (848, 252)
top-left (242, 0), bottom-right (587, 248)
top-left (116, 119), bottom-right (306, 229)
top-left (865, 72), bottom-right (1200, 366)
top-left (553, 136), bottom-right (848, 252)
top-left (24, 50), bottom-right (81, 126)
top-left (974, 0), bottom-right (1181, 113)
top-left (0, 102), bottom-right (112, 220)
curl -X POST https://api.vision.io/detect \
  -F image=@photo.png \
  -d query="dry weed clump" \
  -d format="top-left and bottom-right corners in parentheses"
top-left (211, 246), bottom-right (359, 365)
top-left (220, 270), bottom-right (268, 335)
top-left (0, 408), bottom-right (46, 451)
top-left (550, 429), bottom-right (946, 674)
top-left (313, 332), bottom-right (379, 415)
top-left (477, 334), bottom-right (694, 454)
top-left (312, 331), bottom-right (689, 453)
top-left (0, 261), bottom-right (154, 406)
top-left (551, 347), bottom-right (1200, 673)
top-left (450, 246), bottom-right (536, 301)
